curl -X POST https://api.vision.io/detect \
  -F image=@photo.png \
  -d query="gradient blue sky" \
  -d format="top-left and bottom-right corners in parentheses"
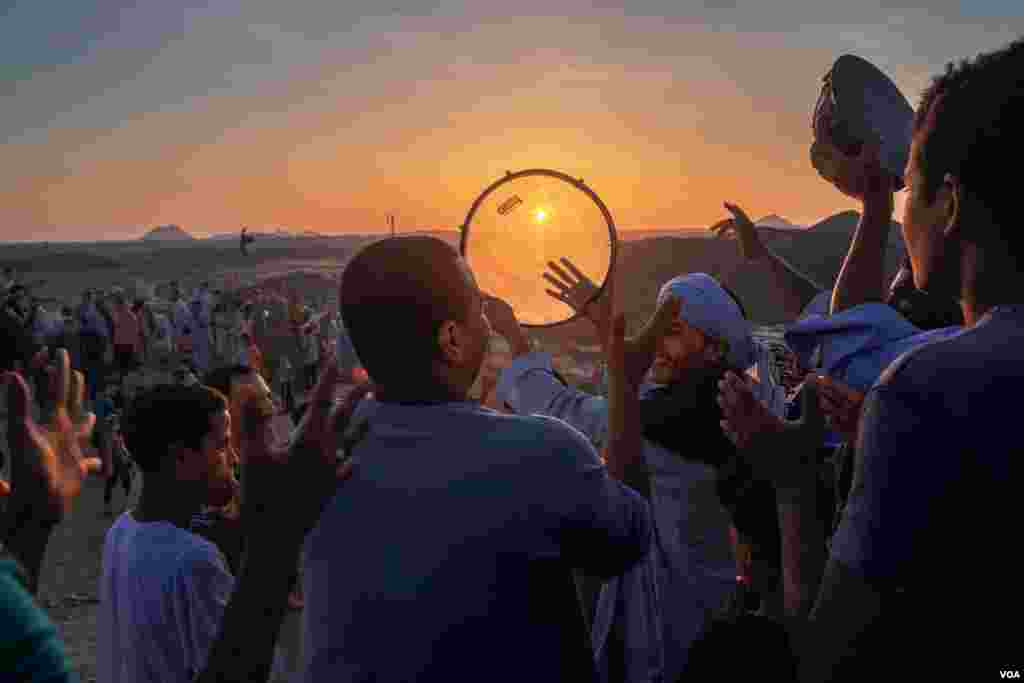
top-left (2, 1), bottom-right (1022, 241)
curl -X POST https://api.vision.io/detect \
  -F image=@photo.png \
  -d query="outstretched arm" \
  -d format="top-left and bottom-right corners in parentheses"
top-left (711, 203), bottom-right (823, 320)
top-left (810, 114), bottom-right (900, 315)
top-left (829, 189), bottom-right (895, 314)
top-left (197, 359), bottom-right (356, 683)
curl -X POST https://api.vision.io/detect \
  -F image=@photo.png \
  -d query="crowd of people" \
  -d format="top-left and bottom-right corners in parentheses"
top-left (1, 37), bottom-right (1021, 682)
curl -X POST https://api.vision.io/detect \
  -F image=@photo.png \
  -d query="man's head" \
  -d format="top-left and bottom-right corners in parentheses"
top-left (340, 236), bottom-right (491, 400)
top-left (902, 38), bottom-right (1024, 301)
top-left (650, 274), bottom-right (753, 384)
top-left (121, 385), bottom-right (235, 507)
top-left (203, 364), bottom-right (271, 454)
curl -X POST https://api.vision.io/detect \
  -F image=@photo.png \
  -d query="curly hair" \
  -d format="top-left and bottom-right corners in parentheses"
top-left (120, 384), bottom-right (228, 473)
top-left (913, 37), bottom-right (1024, 254)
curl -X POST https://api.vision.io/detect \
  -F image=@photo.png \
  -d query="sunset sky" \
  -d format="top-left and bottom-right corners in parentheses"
top-left (3, 1), bottom-right (1022, 241)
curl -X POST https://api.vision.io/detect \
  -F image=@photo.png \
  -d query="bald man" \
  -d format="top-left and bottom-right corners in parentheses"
top-left (301, 237), bottom-right (651, 683)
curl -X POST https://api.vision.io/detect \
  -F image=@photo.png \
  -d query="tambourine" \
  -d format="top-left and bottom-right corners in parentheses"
top-left (811, 54), bottom-right (914, 190)
top-left (460, 169), bottom-right (617, 327)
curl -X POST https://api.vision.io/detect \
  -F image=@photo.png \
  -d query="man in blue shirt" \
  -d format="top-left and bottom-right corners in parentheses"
top-left (301, 236), bottom-right (652, 682)
top-left (77, 290), bottom-right (110, 402)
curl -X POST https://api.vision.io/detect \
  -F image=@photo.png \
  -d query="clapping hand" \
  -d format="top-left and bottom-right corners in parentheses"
top-left (816, 375), bottom-right (865, 444)
top-left (709, 202), bottom-right (769, 263)
top-left (717, 372), bottom-right (825, 491)
top-left (237, 352), bottom-right (355, 549)
top-left (3, 349), bottom-right (100, 525)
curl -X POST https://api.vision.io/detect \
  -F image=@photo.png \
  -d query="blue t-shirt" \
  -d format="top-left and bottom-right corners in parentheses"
top-left (831, 305), bottom-right (1023, 666)
top-left (301, 400), bottom-right (651, 683)
top-left (0, 558), bottom-right (76, 682)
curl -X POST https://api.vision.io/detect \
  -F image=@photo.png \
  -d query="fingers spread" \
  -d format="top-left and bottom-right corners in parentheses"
top-left (52, 348), bottom-right (71, 412)
top-left (4, 372), bottom-right (31, 425)
top-left (545, 261), bottom-right (575, 287)
top-left (559, 257), bottom-right (588, 282)
top-left (542, 273), bottom-right (570, 293)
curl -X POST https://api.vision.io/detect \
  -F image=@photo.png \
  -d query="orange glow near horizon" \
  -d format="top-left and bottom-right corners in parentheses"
top-left (5, 8), bottom-right (1010, 242)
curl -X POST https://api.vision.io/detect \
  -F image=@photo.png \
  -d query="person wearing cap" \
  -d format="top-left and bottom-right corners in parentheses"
top-left (492, 263), bottom-right (785, 682)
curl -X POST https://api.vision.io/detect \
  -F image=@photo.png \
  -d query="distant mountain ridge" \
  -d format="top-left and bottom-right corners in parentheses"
top-left (756, 214), bottom-right (804, 231)
top-left (141, 224), bottom-right (194, 241)
top-left (204, 228), bottom-right (327, 241)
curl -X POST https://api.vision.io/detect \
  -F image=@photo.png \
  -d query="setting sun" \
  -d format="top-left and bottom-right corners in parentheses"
top-left (534, 208), bottom-right (548, 223)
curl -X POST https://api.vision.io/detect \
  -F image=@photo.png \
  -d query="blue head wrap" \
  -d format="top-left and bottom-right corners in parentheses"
top-left (656, 273), bottom-right (756, 370)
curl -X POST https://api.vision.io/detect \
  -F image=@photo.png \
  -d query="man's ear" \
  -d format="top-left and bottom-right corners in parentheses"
top-left (941, 172), bottom-right (962, 241)
top-left (436, 320), bottom-right (461, 363)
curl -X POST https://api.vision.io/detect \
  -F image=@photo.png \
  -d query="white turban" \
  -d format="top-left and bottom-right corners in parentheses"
top-left (656, 273), bottom-right (756, 370)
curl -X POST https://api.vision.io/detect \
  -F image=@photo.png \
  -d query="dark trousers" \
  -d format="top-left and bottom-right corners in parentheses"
top-left (104, 449), bottom-right (133, 505)
top-left (80, 333), bottom-right (106, 401)
top-left (281, 381), bottom-right (295, 416)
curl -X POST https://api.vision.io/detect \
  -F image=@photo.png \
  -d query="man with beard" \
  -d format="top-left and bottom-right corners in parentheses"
top-left (301, 236), bottom-right (652, 682)
top-left (491, 263), bottom-right (785, 682)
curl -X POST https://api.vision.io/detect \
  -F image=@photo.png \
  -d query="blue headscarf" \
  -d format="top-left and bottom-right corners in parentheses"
top-left (656, 273), bottom-right (756, 370)
top-left (784, 302), bottom-right (961, 393)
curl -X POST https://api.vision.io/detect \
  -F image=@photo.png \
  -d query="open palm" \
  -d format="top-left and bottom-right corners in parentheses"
top-left (4, 349), bottom-right (100, 524)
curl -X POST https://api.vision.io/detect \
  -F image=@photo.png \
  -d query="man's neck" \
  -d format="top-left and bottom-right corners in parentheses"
top-left (133, 480), bottom-right (200, 530)
top-left (376, 381), bottom-right (467, 405)
top-left (959, 244), bottom-right (1024, 326)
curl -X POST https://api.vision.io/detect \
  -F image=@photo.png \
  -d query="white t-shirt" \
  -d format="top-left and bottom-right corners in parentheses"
top-left (98, 512), bottom-right (234, 683)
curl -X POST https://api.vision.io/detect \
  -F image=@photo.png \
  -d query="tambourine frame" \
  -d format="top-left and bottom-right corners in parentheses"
top-left (459, 168), bottom-right (619, 329)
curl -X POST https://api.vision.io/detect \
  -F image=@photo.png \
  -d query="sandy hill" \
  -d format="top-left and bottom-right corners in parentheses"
top-left (142, 224), bottom-right (194, 241)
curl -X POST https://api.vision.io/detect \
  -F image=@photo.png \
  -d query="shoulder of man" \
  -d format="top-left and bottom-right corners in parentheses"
top-left (498, 411), bottom-right (598, 458)
top-left (874, 325), bottom-right (966, 390)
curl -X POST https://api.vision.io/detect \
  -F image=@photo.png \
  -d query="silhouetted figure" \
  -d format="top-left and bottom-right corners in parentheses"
top-left (240, 227), bottom-right (255, 256)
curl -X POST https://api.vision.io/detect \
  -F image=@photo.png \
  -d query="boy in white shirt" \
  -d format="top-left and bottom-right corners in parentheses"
top-left (98, 384), bottom-right (272, 683)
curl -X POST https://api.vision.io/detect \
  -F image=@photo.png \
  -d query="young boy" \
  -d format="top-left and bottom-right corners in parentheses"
top-left (98, 384), bottom-right (286, 682)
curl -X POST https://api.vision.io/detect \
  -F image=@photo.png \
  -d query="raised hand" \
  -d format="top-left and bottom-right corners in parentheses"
top-left (602, 307), bottom-right (642, 482)
top-left (709, 202), bottom-right (769, 262)
top-left (237, 352), bottom-right (355, 548)
top-left (815, 374), bottom-right (865, 444)
top-left (3, 351), bottom-right (100, 525)
top-left (811, 107), bottom-right (896, 201)
top-left (717, 372), bottom-right (825, 491)
top-left (543, 257), bottom-right (608, 336)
